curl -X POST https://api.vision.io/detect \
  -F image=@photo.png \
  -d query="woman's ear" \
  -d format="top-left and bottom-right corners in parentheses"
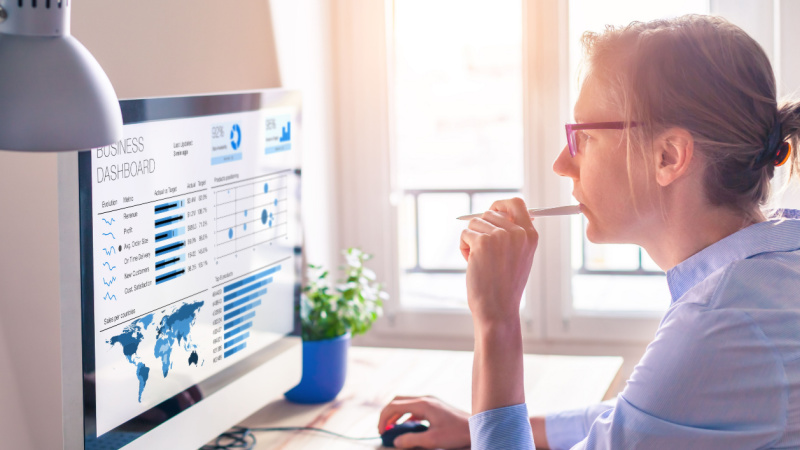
top-left (654, 127), bottom-right (694, 187)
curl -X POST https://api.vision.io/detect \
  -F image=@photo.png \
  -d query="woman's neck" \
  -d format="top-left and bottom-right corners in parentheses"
top-left (641, 203), bottom-right (764, 272)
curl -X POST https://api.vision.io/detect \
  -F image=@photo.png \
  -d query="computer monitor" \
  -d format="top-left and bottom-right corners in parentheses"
top-left (63, 89), bottom-right (303, 449)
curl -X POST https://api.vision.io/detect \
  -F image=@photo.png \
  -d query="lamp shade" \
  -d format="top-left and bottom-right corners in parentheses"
top-left (0, 1), bottom-right (122, 152)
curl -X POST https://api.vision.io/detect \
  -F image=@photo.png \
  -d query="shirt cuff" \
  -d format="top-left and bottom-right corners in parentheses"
top-left (469, 403), bottom-right (534, 450)
top-left (545, 401), bottom-right (616, 450)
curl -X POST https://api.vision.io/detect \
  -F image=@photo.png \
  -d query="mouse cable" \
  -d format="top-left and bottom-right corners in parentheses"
top-left (200, 426), bottom-right (381, 450)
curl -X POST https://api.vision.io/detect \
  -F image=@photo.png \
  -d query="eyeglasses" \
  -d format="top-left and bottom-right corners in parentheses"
top-left (565, 121), bottom-right (638, 157)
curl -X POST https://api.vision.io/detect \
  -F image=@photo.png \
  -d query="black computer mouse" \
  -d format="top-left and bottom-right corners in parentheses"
top-left (381, 421), bottom-right (429, 448)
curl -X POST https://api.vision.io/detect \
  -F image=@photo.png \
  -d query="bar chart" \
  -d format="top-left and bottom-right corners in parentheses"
top-left (220, 264), bottom-right (282, 359)
top-left (214, 171), bottom-right (290, 260)
top-left (154, 199), bottom-right (187, 285)
top-left (155, 226), bottom-right (186, 243)
top-left (264, 115), bottom-right (292, 155)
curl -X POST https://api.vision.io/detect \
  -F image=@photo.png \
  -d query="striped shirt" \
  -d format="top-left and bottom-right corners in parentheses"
top-left (470, 210), bottom-right (800, 449)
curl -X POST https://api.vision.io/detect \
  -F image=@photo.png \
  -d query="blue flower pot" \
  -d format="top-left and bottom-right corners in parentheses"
top-left (284, 332), bottom-right (350, 404)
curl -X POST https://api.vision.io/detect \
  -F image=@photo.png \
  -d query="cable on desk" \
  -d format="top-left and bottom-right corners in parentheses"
top-left (200, 426), bottom-right (381, 449)
top-left (200, 427), bottom-right (255, 450)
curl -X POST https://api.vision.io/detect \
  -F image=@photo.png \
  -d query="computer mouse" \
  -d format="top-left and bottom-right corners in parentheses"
top-left (381, 421), bottom-right (429, 448)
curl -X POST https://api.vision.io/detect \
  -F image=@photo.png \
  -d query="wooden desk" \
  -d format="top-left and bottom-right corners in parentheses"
top-left (237, 346), bottom-right (623, 449)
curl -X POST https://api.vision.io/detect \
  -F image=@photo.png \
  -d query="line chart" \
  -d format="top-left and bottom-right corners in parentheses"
top-left (103, 277), bottom-right (116, 287)
top-left (103, 262), bottom-right (116, 271)
top-left (103, 293), bottom-right (118, 301)
top-left (102, 247), bottom-right (117, 256)
top-left (102, 218), bottom-right (116, 225)
top-left (102, 232), bottom-right (116, 240)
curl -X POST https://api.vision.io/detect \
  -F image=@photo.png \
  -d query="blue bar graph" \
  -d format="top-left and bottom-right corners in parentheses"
top-left (224, 342), bottom-right (247, 358)
top-left (224, 311), bottom-right (256, 331)
top-left (224, 265), bottom-right (281, 293)
top-left (154, 200), bottom-right (185, 214)
top-left (215, 263), bottom-right (285, 361)
top-left (224, 332), bottom-right (250, 350)
top-left (155, 253), bottom-right (185, 271)
top-left (224, 278), bottom-right (273, 302)
top-left (155, 268), bottom-right (185, 285)
top-left (223, 300), bottom-right (262, 322)
top-left (280, 122), bottom-right (291, 142)
top-left (224, 289), bottom-right (267, 312)
top-left (155, 214), bottom-right (184, 228)
top-left (155, 240), bottom-right (185, 256)
top-left (155, 226), bottom-right (186, 242)
top-left (223, 321), bottom-right (253, 340)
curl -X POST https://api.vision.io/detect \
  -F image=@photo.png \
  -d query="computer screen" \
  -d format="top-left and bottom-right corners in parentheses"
top-left (78, 90), bottom-right (302, 449)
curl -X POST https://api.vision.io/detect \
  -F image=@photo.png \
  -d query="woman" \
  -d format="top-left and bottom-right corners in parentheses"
top-left (378, 15), bottom-right (800, 449)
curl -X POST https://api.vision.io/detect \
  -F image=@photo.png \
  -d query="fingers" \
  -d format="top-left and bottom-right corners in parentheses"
top-left (460, 238), bottom-right (470, 261)
top-left (490, 197), bottom-right (534, 230)
top-left (478, 210), bottom-right (516, 231)
top-left (378, 397), bottom-right (434, 433)
top-left (467, 217), bottom-right (496, 234)
top-left (461, 214), bottom-right (521, 262)
top-left (394, 429), bottom-right (435, 449)
top-left (459, 229), bottom-right (475, 261)
top-left (460, 228), bottom-right (484, 262)
top-left (379, 398), bottom-right (410, 433)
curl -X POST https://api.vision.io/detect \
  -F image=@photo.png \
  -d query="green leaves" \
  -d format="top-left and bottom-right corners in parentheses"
top-left (299, 248), bottom-right (387, 342)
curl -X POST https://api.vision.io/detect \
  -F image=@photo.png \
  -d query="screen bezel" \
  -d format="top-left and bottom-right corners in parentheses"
top-left (79, 90), bottom-right (303, 448)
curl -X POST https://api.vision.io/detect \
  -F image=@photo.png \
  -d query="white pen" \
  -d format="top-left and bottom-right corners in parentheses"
top-left (456, 204), bottom-right (582, 220)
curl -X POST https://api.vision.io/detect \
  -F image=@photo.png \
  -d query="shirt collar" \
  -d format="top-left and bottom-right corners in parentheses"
top-left (666, 209), bottom-right (800, 303)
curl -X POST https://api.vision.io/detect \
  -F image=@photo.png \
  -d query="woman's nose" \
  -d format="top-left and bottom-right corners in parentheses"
top-left (552, 144), bottom-right (577, 178)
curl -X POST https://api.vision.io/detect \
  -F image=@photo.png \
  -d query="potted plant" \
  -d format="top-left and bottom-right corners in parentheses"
top-left (284, 248), bottom-right (387, 404)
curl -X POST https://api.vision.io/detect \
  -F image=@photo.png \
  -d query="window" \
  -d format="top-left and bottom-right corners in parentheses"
top-left (566, 0), bottom-right (709, 314)
top-left (334, 0), bottom-right (800, 344)
top-left (392, 0), bottom-right (523, 310)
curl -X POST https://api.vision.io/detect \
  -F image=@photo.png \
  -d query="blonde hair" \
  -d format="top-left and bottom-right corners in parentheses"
top-left (581, 15), bottom-right (800, 220)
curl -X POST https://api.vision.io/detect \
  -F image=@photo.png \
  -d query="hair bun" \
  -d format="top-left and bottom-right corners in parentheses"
top-left (752, 117), bottom-right (785, 170)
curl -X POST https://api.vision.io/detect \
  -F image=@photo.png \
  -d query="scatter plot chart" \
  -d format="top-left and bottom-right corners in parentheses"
top-left (214, 172), bottom-right (290, 259)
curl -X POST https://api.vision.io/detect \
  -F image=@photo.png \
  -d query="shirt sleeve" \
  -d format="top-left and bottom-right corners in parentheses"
top-left (545, 400), bottom-right (616, 450)
top-left (469, 403), bottom-right (534, 450)
top-left (568, 303), bottom-right (787, 450)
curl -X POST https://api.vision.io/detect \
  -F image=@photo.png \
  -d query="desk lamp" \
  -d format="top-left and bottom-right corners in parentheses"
top-left (0, 0), bottom-right (122, 152)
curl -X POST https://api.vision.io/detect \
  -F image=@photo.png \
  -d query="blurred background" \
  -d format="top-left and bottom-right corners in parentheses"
top-left (267, 0), bottom-right (800, 394)
top-left (3, 7), bottom-right (797, 435)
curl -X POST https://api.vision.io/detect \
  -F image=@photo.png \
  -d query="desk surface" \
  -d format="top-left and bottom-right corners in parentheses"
top-left (236, 346), bottom-right (623, 449)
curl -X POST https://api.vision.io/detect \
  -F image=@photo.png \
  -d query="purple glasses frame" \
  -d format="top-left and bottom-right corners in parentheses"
top-left (565, 121), bottom-right (639, 157)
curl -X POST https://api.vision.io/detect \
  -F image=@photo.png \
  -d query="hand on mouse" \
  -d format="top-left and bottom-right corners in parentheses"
top-left (378, 396), bottom-right (470, 449)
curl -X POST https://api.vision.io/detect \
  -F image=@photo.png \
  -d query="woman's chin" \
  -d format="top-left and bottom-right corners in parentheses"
top-left (585, 225), bottom-right (602, 243)
top-left (585, 222), bottom-right (611, 244)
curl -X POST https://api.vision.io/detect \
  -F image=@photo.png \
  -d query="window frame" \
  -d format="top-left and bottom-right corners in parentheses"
top-left (332, 0), bottom-right (794, 346)
top-left (532, 0), bottom-right (664, 343)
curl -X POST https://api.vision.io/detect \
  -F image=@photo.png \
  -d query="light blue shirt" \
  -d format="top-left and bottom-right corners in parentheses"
top-left (469, 210), bottom-right (800, 449)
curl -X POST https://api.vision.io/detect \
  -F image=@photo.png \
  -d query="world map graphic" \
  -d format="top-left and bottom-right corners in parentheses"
top-left (107, 301), bottom-right (204, 402)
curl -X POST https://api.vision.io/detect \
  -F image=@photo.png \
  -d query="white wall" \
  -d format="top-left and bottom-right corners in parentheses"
top-left (0, 327), bottom-right (33, 449)
top-left (0, 153), bottom-right (57, 449)
top-left (0, 152), bottom-right (65, 450)
top-left (0, 1), bottom-right (282, 448)
top-left (269, 0), bottom-right (339, 272)
top-left (71, 0), bottom-right (281, 99)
